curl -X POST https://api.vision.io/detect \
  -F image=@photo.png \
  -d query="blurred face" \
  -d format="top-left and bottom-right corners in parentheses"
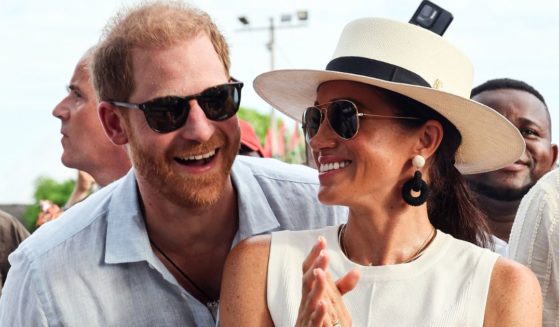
top-left (52, 57), bottom-right (115, 172)
top-left (122, 35), bottom-right (240, 208)
top-left (467, 89), bottom-right (557, 201)
top-left (309, 81), bottom-right (416, 207)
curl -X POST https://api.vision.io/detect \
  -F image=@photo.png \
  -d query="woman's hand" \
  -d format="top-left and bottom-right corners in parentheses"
top-left (295, 236), bottom-right (360, 327)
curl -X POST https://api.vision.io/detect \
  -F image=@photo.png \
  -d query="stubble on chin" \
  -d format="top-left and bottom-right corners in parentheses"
top-left (468, 179), bottom-right (534, 202)
top-left (128, 130), bottom-right (239, 209)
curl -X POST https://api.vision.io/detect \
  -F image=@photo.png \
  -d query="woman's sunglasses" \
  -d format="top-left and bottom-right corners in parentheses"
top-left (110, 80), bottom-right (243, 133)
top-left (302, 99), bottom-right (421, 141)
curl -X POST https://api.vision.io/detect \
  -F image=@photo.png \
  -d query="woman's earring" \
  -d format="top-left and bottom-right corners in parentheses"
top-left (402, 155), bottom-right (430, 206)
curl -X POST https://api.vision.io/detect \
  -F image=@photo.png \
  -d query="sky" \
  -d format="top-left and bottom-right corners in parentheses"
top-left (1, 0), bottom-right (558, 204)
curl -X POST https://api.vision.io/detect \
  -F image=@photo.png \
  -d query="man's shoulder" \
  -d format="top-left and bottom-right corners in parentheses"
top-left (533, 168), bottom-right (559, 196)
top-left (515, 169), bottom-right (559, 219)
top-left (0, 209), bottom-right (17, 223)
top-left (233, 156), bottom-right (347, 230)
top-left (234, 155), bottom-right (319, 184)
top-left (13, 181), bottom-right (119, 262)
top-left (0, 210), bottom-right (29, 239)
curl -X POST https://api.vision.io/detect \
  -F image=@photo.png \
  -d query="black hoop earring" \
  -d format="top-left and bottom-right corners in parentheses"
top-left (402, 155), bottom-right (430, 206)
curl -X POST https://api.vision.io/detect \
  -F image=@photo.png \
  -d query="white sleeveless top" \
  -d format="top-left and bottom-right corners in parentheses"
top-left (267, 225), bottom-right (499, 327)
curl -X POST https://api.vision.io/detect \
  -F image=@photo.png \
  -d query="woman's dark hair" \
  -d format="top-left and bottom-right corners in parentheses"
top-left (382, 89), bottom-right (492, 248)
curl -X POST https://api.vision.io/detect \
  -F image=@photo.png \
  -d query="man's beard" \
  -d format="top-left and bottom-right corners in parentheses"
top-left (128, 127), bottom-right (240, 209)
top-left (468, 179), bottom-right (534, 202)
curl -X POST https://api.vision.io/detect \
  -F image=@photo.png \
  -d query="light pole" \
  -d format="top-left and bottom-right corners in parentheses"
top-left (237, 11), bottom-right (308, 158)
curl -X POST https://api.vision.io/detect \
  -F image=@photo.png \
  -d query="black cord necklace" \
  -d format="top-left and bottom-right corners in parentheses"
top-left (149, 238), bottom-right (219, 313)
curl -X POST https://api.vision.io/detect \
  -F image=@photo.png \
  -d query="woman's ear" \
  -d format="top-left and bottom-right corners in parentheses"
top-left (415, 120), bottom-right (443, 160)
top-left (98, 101), bottom-right (129, 145)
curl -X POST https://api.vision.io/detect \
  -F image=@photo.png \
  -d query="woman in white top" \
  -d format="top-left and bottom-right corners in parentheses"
top-left (220, 18), bottom-right (542, 326)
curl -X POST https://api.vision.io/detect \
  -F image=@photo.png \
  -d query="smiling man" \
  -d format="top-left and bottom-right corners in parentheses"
top-left (467, 78), bottom-right (557, 248)
top-left (0, 2), bottom-right (346, 326)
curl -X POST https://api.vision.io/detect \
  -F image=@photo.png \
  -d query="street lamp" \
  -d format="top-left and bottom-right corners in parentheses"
top-left (296, 11), bottom-right (308, 21)
top-left (236, 11), bottom-right (308, 70)
top-left (236, 11), bottom-right (309, 158)
top-left (238, 16), bottom-right (249, 25)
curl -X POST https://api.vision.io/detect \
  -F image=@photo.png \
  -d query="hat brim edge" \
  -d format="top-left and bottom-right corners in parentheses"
top-left (253, 69), bottom-right (525, 175)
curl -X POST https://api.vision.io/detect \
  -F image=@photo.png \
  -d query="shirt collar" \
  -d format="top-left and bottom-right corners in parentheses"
top-left (105, 169), bottom-right (153, 264)
top-left (105, 158), bottom-right (282, 264)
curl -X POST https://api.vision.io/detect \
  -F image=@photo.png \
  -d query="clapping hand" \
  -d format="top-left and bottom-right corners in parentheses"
top-left (295, 236), bottom-right (360, 327)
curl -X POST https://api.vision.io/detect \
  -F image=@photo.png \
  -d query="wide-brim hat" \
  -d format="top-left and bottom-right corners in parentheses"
top-left (254, 18), bottom-right (524, 174)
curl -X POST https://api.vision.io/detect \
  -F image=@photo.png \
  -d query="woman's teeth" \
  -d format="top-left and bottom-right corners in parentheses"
top-left (319, 161), bottom-right (351, 172)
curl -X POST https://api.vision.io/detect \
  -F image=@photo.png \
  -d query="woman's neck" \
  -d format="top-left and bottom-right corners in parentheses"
top-left (341, 203), bottom-right (435, 266)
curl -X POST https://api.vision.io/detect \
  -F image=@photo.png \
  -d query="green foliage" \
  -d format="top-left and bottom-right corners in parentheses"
top-left (237, 107), bottom-right (270, 144)
top-left (22, 177), bottom-right (75, 232)
top-left (238, 107), bottom-right (307, 164)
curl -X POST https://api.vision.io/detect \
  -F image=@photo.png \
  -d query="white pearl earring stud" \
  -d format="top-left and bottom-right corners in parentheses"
top-left (412, 155), bottom-right (425, 169)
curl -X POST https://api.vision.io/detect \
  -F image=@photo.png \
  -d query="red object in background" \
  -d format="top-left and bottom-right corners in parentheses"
top-left (276, 121), bottom-right (285, 157)
top-left (288, 121), bottom-right (301, 152)
top-left (239, 119), bottom-right (268, 157)
top-left (263, 120), bottom-right (286, 158)
top-left (36, 200), bottom-right (63, 227)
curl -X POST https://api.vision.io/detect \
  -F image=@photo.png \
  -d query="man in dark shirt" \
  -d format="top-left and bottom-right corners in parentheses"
top-left (0, 210), bottom-right (29, 294)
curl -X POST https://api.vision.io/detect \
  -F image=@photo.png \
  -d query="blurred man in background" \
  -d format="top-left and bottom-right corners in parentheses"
top-left (52, 47), bottom-right (131, 187)
top-left (0, 210), bottom-right (28, 295)
top-left (467, 78), bottom-right (557, 253)
top-left (37, 47), bottom-right (133, 224)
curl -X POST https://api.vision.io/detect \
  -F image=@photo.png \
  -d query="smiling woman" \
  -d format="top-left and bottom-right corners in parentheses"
top-left (220, 17), bottom-right (542, 327)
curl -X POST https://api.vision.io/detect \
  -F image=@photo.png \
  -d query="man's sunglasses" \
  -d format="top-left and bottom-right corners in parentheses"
top-left (302, 99), bottom-right (421, 141)
top-left (110, 81), bottom-right (243, 133)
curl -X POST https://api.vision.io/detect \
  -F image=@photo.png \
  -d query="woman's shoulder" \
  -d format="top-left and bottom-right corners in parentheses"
top-left (484, 257), bottom-right (542, 326)
top-left (490, 257), bottom-right (541, 295)
top-left (222, 235), bottom-right (272, 302)
top-left (229, 234), bottom-right (272, 265)
top-left (221, 237), bottom-right (274, 325)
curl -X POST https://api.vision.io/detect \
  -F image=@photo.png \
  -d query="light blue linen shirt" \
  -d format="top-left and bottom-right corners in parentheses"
top-left (0, 156), bottom-right (347, 326)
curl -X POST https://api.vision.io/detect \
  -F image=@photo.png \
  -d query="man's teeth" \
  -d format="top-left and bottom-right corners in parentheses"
top-left (319, 161), bottom-right (351, 172)
top-left (182, 150), bottom-right (216, 161)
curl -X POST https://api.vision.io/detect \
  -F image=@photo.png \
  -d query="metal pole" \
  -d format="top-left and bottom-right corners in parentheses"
top-left (235, 13), bottom-right (308, 159)
top-left (268, 17), bottom-right (278, 157)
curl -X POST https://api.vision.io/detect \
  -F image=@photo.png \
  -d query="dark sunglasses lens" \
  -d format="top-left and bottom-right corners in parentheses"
top-left (199, 84), bottom-right (241, 121)
top-left (303, 107), bottom-right (322, 141)
top-left (144, 97), bottom-right (189, 133)
top-left (327, 101), bottom-right (358, 139)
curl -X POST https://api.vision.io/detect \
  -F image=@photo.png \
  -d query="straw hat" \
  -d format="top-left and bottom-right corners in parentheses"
top-left (253, 18), bottom-right (524, 174)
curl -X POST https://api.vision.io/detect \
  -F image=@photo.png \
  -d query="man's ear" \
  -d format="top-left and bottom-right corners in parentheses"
top-left (414, 120), bottom-right (443, 160)
top-left (549, 143), bottom-right (558, 170)
top-left (98, 101), bottom-right (129, 145)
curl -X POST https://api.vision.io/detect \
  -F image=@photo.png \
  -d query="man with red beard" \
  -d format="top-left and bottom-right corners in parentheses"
top-left (0, 3), bottom-right (346, 326)
top-left (466, 78), bottom-right (557, 254)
